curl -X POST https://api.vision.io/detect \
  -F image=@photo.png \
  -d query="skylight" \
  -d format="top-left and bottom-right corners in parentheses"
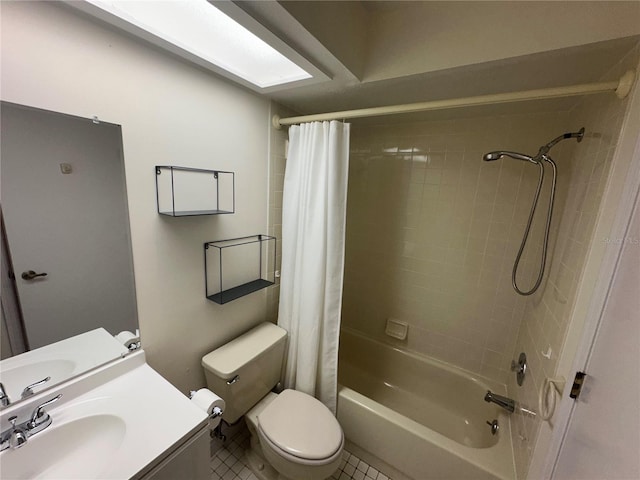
top-left (85, 0), bottom-right (313, 88)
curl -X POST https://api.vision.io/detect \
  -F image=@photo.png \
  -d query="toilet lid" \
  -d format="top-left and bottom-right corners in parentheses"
top-left (257, 389), bottom-right (343, 460)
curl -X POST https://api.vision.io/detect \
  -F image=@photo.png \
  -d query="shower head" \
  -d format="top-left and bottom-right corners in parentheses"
top-left (483, 152), bottom-right (503, 161)
top-left (483, 127), bottom-right (586, 166)
top-left (538, 127), bottom-right (586, 156)
top-left (482, 151), bottom-right (537, 164)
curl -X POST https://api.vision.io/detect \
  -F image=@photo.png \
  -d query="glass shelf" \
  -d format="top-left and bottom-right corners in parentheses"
top-left (207, 279), bottom-right (274, 304)
top-left (155, 166), bottom-right (234, 216)
top-left (205, 235), bottom-right (276, 305)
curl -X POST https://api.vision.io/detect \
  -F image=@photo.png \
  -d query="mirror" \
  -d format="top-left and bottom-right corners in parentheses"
top-left (0, 102), bottom-right (138, 406)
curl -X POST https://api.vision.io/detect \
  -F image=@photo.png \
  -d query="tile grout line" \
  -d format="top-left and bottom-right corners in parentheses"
top-left (209, 425), bottom-right (393, 480)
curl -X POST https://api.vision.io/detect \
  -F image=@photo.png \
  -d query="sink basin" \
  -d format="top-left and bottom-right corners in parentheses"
top-left (0, 415), bottom-right (126, 479)
top-left (0, 351), bottom-right (208, 479)
top-left (0, 360), bottom-right (75, 398)
top-left (0, 328), bottom-right (128, 402)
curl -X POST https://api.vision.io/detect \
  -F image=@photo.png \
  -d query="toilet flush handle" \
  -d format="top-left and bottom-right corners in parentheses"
top-left (227, 375), bottom-right (239, 385)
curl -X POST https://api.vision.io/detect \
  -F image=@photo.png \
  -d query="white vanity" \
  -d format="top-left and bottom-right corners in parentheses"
top-left (0, 350), bottom-right (209, 479)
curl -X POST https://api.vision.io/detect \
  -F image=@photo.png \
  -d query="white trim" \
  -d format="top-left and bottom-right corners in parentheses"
top-left (274, 71), bottom-right (635, 127)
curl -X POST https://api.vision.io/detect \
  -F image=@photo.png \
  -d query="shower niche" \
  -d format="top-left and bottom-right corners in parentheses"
top-left (155, 165), bottom-right (235, 216)
top-left (204, 235), bottom-right (277, 304)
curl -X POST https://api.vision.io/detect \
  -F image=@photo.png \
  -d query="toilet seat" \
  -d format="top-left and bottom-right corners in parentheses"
top-left (257, 425), bottom-right (344, 468)
top-left (257, 389), bottom-right (343, 463)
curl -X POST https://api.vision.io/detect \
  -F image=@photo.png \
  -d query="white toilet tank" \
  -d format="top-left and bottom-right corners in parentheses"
top-left (202, 322), bottom-right (287, 424)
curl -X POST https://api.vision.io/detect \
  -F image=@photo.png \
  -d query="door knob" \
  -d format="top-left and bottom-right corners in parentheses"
top-left (21, 270), bottom-right (48, 280)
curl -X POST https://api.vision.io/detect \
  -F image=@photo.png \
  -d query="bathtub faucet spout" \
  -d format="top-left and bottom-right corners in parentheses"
top-left (484, 390), bottom-right (515, 413)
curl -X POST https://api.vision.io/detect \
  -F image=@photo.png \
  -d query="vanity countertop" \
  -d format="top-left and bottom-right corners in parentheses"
top-left (0, 327), bottom-right (129, 402)
top-left (0, 351), bottom-right (208, 479)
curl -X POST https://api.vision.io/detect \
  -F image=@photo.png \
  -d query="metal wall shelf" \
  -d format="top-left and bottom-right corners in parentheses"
top-left (155, 166), bottom-right (234, 217)
top-left (205, 235), bottom-right (276, 304)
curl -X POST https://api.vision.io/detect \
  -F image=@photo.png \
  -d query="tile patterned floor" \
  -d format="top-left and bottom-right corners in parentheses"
top-left (332, 451), bottom-right (391, 480)
top-left (209, 426), bottom-right (393, 480)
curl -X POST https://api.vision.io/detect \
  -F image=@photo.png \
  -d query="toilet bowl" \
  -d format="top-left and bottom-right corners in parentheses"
top-left (246, 390), bottom-right (343, 480)
top-left (202, 322), bottom-right (344, 480)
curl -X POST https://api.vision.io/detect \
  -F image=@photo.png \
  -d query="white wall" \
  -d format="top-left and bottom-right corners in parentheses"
top-left (1, 1), bottom-right (272, 393)
top-left (364, 1), bottom-right (640, 82)
top-left (279, 0), bottom-right (369, 79)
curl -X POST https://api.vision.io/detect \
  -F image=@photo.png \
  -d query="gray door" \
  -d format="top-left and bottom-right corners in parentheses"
top-left (1, 103), bottom-right (137, 349)
top-left (553, 193), bottom-right (640, 479)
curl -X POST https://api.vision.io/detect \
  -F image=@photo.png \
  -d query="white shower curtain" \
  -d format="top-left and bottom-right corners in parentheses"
top-left (277, 120), bottom-right (350, 414)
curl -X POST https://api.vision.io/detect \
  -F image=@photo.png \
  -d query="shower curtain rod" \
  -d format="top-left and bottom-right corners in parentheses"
top-left (272, 70), bottom-right (636, 129)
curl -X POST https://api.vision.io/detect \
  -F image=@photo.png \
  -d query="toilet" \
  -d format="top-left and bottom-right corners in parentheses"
top-left (202, 322), bottom-right (344, 480)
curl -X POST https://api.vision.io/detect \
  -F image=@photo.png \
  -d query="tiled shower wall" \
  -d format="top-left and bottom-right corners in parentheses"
top-left (508, 46), bottom-right (640, 479)
top-left (342, 111), bottom-right (573, 383)
top-left (266, 103), bottom-right (295, 323)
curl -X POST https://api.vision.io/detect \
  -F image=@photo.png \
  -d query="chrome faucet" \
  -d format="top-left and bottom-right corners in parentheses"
top-left (0, 383), bottom-right (10, 408)
top-left (484, 390), bottom-right (515, 413)
top-left (1, 376), bottom-right (52, 408)
top-left (4, 416), bottom-right (27, 449)
top-left (20, 376), bottom-right (51, 399)
top-left (0, 394), bottom-right (62, 451)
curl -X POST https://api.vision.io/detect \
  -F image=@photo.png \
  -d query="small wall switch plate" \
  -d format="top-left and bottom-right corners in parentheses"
top-left (385, 318), bottom-right (408, 340)
top-left (60, 163), bottom-right (73, 174)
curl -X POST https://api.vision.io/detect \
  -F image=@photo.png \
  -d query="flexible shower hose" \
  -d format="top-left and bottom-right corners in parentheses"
top-left (512, 156), bottom-right (557, 296)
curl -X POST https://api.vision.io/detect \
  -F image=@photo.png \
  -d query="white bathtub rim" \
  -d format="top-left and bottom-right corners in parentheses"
top-left (338, 385), bottom-right (515, 480)
top-left (340, 327), bottom-right (508, 394)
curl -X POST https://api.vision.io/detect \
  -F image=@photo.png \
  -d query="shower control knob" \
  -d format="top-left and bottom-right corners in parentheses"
top-left (511, 352), bottom-right (527, 386)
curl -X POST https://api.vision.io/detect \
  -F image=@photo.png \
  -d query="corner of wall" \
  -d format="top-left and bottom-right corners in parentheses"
top-left (511, 42), bottom-right (640, 480)
top-left (266, 101), bottom-right (297, 323)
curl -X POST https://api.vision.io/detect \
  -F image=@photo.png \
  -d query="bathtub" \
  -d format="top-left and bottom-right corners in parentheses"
top-left (337, 328), bottom-right (515, 480)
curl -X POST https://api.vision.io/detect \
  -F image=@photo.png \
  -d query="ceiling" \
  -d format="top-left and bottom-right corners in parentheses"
top-left (234, 1), bottom-right (640, 118)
